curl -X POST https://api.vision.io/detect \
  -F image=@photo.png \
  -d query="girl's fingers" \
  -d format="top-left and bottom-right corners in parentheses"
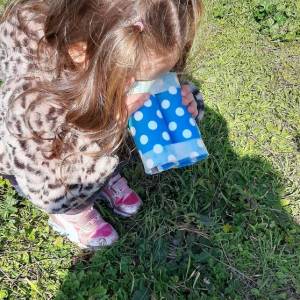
top-left (187, 101), bottom-right (198, 117)
top-left (182, 93), bottom-right (194, 105)
top-left (181, 86), bottom-right (194, 106)
top-left (181, 84), bottom-right (191, 96)
top-left (126, 86), bottom-right (198, 118)
top-left (181, 85), bottom-right (197, 117)
top-left (126, 93), bottom-right (149, 106)
top-left (126, 93), bottom-right (150, 116)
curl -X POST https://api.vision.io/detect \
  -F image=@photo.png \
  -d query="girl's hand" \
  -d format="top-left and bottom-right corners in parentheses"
top-left (181, 84), bottom-right (198, 118)
top-left (125, 93), bottom-right (150, 116)
top-left (124, 84), bottom-right (198, 118)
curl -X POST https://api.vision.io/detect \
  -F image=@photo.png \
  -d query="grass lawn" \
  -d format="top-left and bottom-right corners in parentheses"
top-left (0, 0), bottom-right (299, 299)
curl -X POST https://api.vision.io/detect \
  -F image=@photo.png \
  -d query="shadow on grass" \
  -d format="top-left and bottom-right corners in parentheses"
top-left (54, 105), bottom-right (299, 299)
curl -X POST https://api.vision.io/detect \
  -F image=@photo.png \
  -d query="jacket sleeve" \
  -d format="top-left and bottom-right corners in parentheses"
top-left (2, 77), bottom-right (119, 213)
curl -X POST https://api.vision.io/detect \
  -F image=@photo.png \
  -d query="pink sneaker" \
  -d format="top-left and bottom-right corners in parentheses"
top-left (48, 205), bottom-right (118, 249)
top-left (100, 173), bottom-right (143, 217)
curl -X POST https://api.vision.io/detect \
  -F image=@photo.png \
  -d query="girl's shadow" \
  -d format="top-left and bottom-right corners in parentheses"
top-left (55, 105), bottom-right (299, 299)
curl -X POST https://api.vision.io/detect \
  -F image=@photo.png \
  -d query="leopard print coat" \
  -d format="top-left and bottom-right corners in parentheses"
top-left (0, 4), bottom-right (205, 215)
top-left (0, 6), bottom-right (119, 214)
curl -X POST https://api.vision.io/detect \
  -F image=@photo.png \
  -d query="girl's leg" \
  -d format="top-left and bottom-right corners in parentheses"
top-left (100, 172), bottom-right (143, 217)
top-left (0, 174), bottom-right (118, 249)
top-left (48, 203), bottom-right (118, 249)
top-left (98, 141), bottom-right (143, 217)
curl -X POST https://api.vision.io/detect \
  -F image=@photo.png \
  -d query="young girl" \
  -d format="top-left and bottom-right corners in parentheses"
top-left (0, 0), bottom-right (204, 249)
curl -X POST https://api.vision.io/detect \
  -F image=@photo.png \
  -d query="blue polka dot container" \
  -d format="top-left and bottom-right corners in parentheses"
top-left (128, 72), bottom-right (209, 175)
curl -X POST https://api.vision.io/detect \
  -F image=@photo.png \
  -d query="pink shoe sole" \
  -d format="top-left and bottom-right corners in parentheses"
top-left (48, 210), bottom-right (119, 249)
top-left (99, 190), bottom-right (142, 217)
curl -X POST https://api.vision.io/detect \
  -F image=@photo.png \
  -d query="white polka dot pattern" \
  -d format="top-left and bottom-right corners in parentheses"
top-left (189, 117), bottom-right (196, 126)
top-left (168, 86), bottom-right (177, 95)
top-left (162, 131), bottom-right (170, 141)
top-left (140, 135), bottom-right (148, 145)
top-left (153, 144), bottom-right (163, 154)
top-left (148, 121), bottom-right (158, 130)
top-left (144, 99), bottom-right (152, 107)
top-left (127, 72), bottom-right (208, 174)
top-left (169, 122), bottom-right (177, 131)
top-left (183, 129), bottom-right (192, 139)
top-left (197, 139), bottom-right (204, 148)
top-left (134, 111), bottom-right (143, 121)
top-left (156, 110), bottom-right (163, 119)
top-left (190, 151), bottom-right (199, 159)
top-left (176, 107), bottom-right (184, 117)
top-left (146, 159), bottom-right (154, 168)
top-left (130, 127), bottom-right (136, 136)
top-left (168, 155), bottom-right (177, 162)
top-left (161, 99), bottom-right (170, 109)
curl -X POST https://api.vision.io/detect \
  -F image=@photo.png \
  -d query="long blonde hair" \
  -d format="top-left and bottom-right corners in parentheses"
top-left (2, 0), bottom-right (203, 176)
